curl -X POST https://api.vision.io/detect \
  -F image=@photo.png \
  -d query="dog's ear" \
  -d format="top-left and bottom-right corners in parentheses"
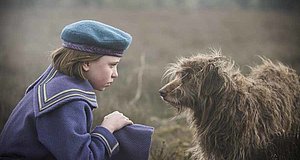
top-left (200, 64), bottom-right (225, 96)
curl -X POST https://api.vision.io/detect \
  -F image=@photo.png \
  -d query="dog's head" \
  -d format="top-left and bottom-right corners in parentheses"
top-left (159, 51), bottom-right (236, 112)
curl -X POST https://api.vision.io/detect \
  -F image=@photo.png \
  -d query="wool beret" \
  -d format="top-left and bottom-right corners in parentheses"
top-left (61, 20), bottom-right (132, 57)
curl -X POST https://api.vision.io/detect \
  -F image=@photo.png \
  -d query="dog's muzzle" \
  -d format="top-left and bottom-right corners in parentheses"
top-left (159, 89), bottom-right (167, 98)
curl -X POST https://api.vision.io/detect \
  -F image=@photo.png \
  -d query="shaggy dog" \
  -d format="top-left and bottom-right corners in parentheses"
top-left (159, 51), bottom-right (300, 160)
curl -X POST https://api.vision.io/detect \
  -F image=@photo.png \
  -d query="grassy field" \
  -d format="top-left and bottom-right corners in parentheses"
top-left (0, 6), bottom-right (299, 159)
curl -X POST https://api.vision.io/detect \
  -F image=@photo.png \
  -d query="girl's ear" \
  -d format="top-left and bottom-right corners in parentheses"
top-left (82, 62), bottom-right (90, 72)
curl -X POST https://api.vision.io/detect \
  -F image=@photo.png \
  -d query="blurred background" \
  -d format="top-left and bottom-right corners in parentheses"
top-left (0, 0), bottom-right (299, 159)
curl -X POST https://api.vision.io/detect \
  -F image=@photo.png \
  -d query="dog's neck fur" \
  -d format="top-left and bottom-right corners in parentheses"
top-left (188, 71), bottom-right (298, 160)
top-left (188, 75), bottom-right (244, 159)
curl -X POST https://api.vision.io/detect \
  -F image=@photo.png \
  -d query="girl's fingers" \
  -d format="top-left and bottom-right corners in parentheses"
top-left (127, 120), bottom-right (134, 125)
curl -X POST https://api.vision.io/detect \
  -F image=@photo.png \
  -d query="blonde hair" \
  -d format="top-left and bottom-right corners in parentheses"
top-left (51, 47), bottom-right (103, 80)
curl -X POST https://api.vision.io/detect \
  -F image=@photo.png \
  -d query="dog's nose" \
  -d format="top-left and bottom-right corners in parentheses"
top-left (159, 89), bottom-right (167, 97)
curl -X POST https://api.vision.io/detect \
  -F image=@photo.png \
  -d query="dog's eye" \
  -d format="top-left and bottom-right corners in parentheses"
top-left (180, 73), bottom-right (189, 82)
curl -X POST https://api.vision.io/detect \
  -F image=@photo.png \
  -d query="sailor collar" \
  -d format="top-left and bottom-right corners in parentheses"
top-left (28, 66), bottom-right (98, 117)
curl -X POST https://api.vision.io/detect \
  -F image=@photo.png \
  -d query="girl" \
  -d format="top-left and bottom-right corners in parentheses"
top-left (0, 20), bottom-right (152, 160)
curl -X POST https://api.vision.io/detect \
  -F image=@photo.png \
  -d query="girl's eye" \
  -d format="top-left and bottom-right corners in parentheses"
top-left (110, 64), bottom-right (118, 68)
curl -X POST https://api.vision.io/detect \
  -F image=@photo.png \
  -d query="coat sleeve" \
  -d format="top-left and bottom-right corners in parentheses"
top-left (36, 101), bottom-right (119, 160)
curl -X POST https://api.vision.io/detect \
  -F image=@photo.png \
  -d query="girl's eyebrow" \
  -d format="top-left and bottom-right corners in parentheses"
top-left (110, 61), bottom-right (120, 65)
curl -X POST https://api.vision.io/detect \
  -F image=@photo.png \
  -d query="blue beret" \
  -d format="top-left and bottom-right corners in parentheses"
top-left (61, 20), bottom-right (132, 57)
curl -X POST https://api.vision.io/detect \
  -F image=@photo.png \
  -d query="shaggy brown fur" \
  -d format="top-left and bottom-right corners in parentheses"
top-left (159, 50), bottom-right (300, 160)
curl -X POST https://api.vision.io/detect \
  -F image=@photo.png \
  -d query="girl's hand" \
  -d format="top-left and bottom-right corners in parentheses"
top-left (100, 111), bottom-right (133, 133)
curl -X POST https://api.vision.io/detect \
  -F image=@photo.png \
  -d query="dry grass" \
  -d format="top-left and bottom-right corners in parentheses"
top-left (0, 6), bottom-right (299, 159)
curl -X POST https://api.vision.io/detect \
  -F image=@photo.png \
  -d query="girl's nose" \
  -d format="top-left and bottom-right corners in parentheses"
top-left (112, 69), bottom-right (118, 78)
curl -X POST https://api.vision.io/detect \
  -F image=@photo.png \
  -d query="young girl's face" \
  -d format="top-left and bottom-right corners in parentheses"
top-left (83, 56), bottom-right (121, 91)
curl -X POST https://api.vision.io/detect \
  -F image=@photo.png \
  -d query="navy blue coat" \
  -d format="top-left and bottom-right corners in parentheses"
top-left (0, 66), bottom-right (153, 160)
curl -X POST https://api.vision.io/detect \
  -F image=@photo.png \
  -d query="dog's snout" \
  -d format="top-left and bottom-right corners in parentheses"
top-left (159, 89), bottom-right (167, 97)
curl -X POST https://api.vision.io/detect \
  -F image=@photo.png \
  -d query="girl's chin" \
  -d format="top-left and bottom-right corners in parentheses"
top-left (99, 88), bottom-right (106, 91)
top-left (95, 84), bottom-right (111, 91)
top-left (94, 87), bottom-right (106, 91)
